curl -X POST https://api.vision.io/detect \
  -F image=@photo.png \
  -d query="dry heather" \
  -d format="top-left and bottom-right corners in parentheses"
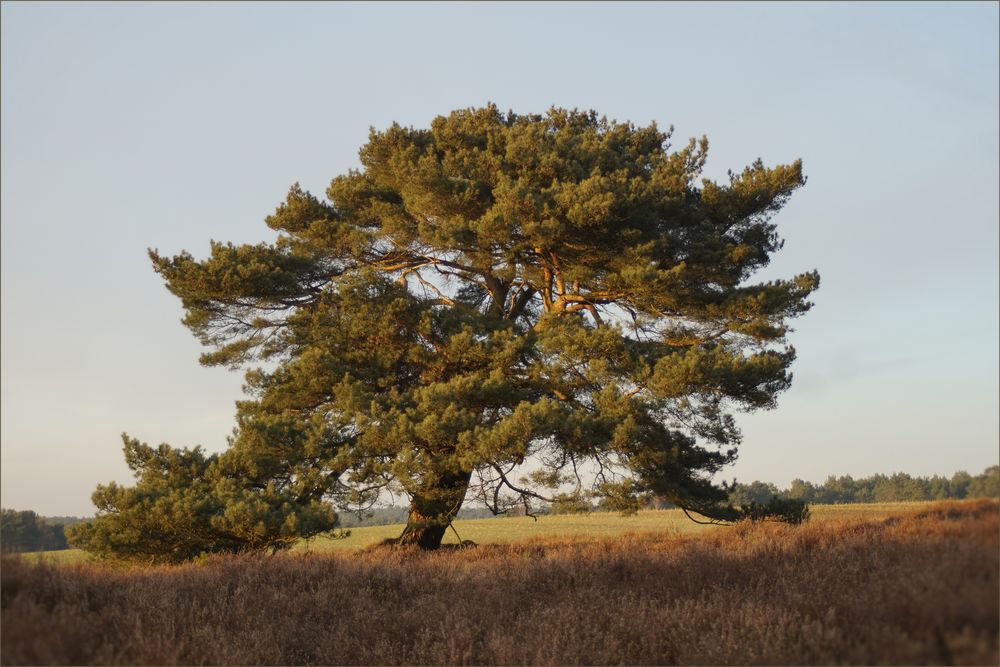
top-left (2, 500), bottom-right (997, 666)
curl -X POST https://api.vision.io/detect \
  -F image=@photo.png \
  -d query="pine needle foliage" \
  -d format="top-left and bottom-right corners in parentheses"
top-left (72, 105), bottom-right (818, 559)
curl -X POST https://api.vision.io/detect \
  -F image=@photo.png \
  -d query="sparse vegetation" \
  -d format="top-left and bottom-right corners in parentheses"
top-left (5, 499), bottom-right (997, 665)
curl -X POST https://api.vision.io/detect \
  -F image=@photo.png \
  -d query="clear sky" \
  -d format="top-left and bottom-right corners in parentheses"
top-left (2, 1), bottom-right (998, 516)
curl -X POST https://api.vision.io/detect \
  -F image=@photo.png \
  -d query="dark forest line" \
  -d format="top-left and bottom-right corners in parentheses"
top-left (723, 465), bottom-right (999, 507)
top-left (0, 510), bottom-right (84, 552)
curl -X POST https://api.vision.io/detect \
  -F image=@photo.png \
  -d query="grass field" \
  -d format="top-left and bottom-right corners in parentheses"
top-left (5, 499), bottom-right (996, 665)
top-left (24, 501), bottom-right (936, 563)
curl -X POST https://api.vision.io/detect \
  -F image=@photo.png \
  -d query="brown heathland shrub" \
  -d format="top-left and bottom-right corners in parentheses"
top-left (2, 500), bottom-right (997, 666)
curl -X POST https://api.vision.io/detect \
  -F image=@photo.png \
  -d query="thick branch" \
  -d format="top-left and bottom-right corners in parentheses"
top-left (483, 274), bottom-right (510, 318)
top-left (506, 286), bottom-right (537, 321)
top-left (550, 252), bottom-right (566, 298)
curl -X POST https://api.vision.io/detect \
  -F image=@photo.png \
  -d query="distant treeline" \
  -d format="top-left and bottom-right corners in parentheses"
top-left (0, 510), bottom-right (77, 552)
top-left (724, 466), bottom-right (1000, 507)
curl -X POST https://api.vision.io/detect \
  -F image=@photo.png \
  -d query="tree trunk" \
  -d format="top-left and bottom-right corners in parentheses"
top-left (395, 469), bottom-right (472, 549)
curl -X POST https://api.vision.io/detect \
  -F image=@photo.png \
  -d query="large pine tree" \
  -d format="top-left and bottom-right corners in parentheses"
top-left (71, 105), bottom-right (818, 558)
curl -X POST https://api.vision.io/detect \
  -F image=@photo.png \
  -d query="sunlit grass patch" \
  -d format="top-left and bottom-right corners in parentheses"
top-left (298, 500), bottom-right (943, 552)
top-left (17, 548), bottom-right (90, 565)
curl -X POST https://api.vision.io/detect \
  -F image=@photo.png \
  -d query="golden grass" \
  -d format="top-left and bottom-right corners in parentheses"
top-left (3, 499), bottom-right (997, 665)
top-left (15, 548), bottom-right (89, 565)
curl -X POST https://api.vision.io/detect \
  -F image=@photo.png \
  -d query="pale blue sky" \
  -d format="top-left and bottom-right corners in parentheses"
top-left (2, 1), bottom-right (997, 516)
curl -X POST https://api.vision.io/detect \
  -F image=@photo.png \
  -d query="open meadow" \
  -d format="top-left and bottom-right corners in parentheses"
top-left (3, 499), bottom-right (997, 665)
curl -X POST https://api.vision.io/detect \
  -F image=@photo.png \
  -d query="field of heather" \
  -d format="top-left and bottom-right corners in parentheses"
top-left (3, 499), bottom-right (998, 665)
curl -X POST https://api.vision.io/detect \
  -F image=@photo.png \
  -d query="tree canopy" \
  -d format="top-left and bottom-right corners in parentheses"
top-left (70, 105), bottom-right (819, 559)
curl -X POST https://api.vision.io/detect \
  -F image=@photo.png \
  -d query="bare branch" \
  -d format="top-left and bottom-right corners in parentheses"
top-left (490, 463), bottom-right (555, 505)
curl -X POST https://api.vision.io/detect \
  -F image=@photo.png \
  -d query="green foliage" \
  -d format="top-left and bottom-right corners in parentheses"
top-left (39, 516), bottom-right (88, 527)
top-left (967, 466), bottom-right (1000, 499)
top-left (85, 105), bottom-right (819, 557)
top-left (549, 493), bottom-right (595, 515)
top-left (1, 510), bottom-right (69, 552)
top-left (728, 480), bottom-right (781, 506)
top-left (738, 497), bottom-right (810, 524)
top-left (727, 466), bottom-right (1000, 507)
top-left (67, 435), bottom-right (337, 564)
top-left (786, 478), bottom-right (818, 503)
top-left (949, 470), bottom-right (974, 499)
